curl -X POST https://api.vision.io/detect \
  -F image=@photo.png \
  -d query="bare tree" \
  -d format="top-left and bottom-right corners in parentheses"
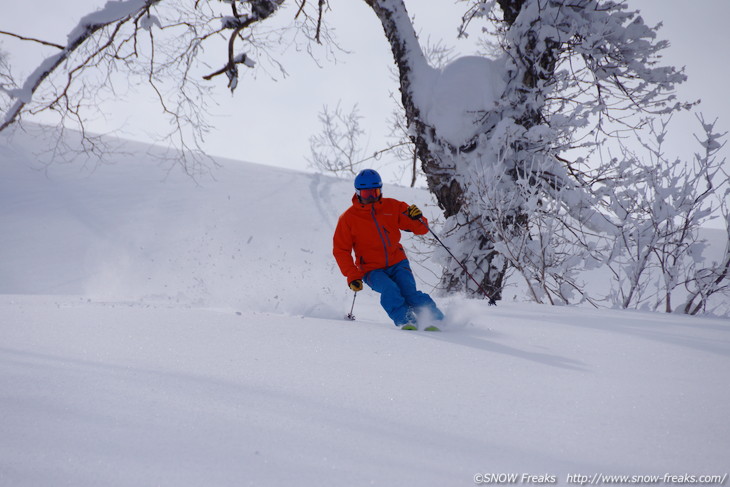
top-left (308, 37), bottom-right (457, 187)
top-left (0, 0), bottom-right (327, 170)
top-left (306, 102), bottom-right (366, 177)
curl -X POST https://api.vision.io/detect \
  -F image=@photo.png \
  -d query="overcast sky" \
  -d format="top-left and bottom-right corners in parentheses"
top-left (2, 0), bottom-right (728, 181)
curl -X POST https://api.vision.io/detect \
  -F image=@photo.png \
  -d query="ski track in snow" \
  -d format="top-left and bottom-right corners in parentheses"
top-left (308, 172), bottom-right (339, 229)
top-left (1, 124), bottom-right (729, 486)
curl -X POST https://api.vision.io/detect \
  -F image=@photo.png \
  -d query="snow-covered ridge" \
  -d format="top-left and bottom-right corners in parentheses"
top-left (0, 123), bottom-right (438, 314)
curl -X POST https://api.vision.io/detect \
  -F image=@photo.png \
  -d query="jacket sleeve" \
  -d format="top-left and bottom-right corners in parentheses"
top-left (333, 214), bottom-right (363, 283)
top-left (398, 201), bottom-right (429, 235)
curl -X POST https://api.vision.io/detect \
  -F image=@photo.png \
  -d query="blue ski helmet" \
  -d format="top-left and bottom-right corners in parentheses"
top-left (354, 169), bottom-right (382, 189)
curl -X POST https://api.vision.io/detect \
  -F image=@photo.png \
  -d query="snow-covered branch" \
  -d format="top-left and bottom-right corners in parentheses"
top-left (602, 116), bottom-right (728, 313)
top-left (0, 0), bottom-right (163, 133)
top-left (201, 0), bottom-right (284, 92)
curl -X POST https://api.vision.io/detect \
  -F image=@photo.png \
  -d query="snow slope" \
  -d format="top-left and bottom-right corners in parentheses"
top-left (1, 125), bottom-right (729, 486)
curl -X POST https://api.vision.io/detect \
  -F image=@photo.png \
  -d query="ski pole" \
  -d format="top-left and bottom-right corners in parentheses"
top-left (346, 291), bottom-right (357, 320)
top-left (420, 219), bottom-right (497, 306)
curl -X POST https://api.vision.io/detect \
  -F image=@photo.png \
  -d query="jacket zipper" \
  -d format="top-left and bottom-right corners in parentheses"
top-left (370, 204), bottom-right (390, 267)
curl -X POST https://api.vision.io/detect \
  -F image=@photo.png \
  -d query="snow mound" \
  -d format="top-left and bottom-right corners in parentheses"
top-left (422, 56), bottom-right (507, 146)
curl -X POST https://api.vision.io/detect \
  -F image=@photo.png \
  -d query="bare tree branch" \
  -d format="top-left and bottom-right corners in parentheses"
top-left (0, 30), bottom-right (65, 50)
top-left (1, 0), bottom-right (164, 133)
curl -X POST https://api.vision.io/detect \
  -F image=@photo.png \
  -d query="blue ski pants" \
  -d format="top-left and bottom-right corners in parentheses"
top-left (364, 259), bottom-right (443, 326)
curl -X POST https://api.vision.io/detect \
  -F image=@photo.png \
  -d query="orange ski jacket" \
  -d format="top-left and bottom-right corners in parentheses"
top-left (333, 195), bottom-right (429, 284)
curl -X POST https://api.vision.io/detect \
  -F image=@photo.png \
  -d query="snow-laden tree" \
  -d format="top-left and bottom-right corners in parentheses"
top-left (683, 208), bottom-right (730, 315)
top-left (601, 116), bottom-right (729, 313)
top-left (0, 0), bottom-right (710, 303)
top-left (363, 0), bottom-right (691, 299)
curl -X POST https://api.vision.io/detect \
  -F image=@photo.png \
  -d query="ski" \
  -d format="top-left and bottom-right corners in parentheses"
top-left (401, 324), bottom-right (441, 331)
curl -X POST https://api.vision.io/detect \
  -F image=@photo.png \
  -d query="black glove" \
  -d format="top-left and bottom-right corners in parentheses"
top-left (406, 204), bottom-right (422, 220)
top-left (349, 279), bottom-right (363, 292)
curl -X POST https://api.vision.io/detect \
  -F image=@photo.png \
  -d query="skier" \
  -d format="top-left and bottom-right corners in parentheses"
top-left (333, 169), bottom-right (444, 330)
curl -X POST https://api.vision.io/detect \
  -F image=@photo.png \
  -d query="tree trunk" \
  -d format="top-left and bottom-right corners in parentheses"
top-left (364, 0), bottom-right (561, 301)
top-left (362, 0), bottom-right (465, 219)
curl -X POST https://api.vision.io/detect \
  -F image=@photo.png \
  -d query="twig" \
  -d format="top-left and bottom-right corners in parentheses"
top-left (0, 30), bottom-right (64, 50)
